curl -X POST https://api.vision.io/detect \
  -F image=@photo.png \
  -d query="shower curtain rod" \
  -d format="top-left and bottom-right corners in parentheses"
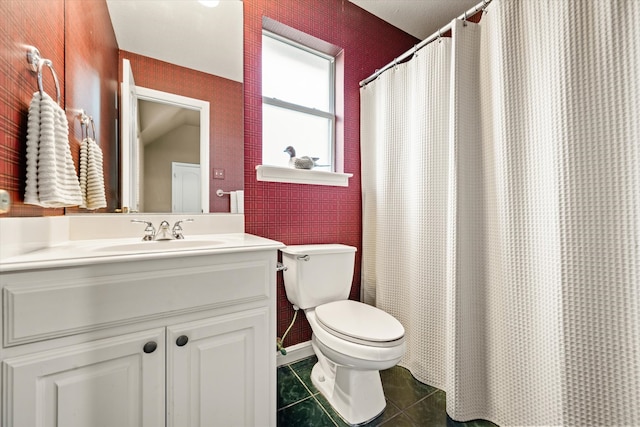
top-left (359, 0), bottom-right (492, 87)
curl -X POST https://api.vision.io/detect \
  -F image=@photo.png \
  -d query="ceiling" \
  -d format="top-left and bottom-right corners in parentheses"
top-left (349, 0), bottom-right (479, 40)
top-left (106, 0), bottom-right (243, 82)
top-left (106, 1), bottom-right (479, 83)
top-left (138, 101), bottom-right (200, 146)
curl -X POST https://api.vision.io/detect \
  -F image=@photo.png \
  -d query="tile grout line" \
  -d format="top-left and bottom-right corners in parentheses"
top-left (310, 395), bottom-right (340, 427)
top-left (277, 365), bottom-right (313, 412)
top-left (408, 388), bottom-right (440, 408)
top-left (396, 388), bottom-right (441, 426)
top-left (277, 394), bottom-right (315, 412)
top-left (401, 389), bottom-right (461, 427)
top-left (288, 361), bottom-right (342, 426)
top-left (288, 362), bottom-right (316, 398)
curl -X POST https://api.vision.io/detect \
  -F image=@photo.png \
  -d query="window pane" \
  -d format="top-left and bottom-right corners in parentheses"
top-left (262, 104), bottom-right (332, 170)
top-left (262, 35), bottom-right (331, 111)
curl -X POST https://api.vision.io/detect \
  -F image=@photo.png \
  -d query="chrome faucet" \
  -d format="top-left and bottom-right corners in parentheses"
top-left (155, 220), bottom-right (173, 241)
top-left (172, 219), bottom-right (194, 239)
top-left (131, 218), bottom-right (195, 241)
top-left (131, 219), bottom-right (156, 241)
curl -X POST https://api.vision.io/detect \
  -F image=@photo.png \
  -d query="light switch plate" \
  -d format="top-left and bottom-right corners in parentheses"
top-left (213, 168), bottom-right (225, 179)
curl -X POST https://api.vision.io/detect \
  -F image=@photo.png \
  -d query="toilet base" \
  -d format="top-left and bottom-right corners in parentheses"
top-left (310, 340), bottom-right (386, 425)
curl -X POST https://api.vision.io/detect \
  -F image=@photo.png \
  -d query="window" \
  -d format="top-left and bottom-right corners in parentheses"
top-left (262, 31), bottom-right (335, 171)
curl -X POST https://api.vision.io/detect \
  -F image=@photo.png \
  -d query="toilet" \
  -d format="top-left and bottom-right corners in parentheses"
top-left (281, 244), bottom-right (406, 425)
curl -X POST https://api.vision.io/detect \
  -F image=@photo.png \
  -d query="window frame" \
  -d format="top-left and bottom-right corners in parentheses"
top-left (261, 30), bottom-right (337, 171)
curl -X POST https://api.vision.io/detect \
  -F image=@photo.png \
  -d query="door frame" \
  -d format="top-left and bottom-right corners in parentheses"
top-left (121, 59), bottom-right (210, 213)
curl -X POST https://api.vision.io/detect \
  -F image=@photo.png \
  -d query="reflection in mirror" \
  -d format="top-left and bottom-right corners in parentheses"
top-left (108, 0), bottom-right (243, 213)
top-left (121, 62), bottom-right (210, 213)
top-left (122, 79), bottom-right (209, 213)
top-left (63, 0), bottom-right (244, 214)
top-left (140, 101), bottom-right (201, 213)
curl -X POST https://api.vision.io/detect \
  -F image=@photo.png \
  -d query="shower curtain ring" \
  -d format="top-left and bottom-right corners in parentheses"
top-left (482, 0), bottom-right (489, 14)
top-left (463, 11), bottom-right (468, 26)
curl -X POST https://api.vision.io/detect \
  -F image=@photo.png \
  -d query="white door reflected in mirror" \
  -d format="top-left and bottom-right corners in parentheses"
top-left (121, 59), bottom-right (210, 213)
top-left (172, 162), bottom-right (201, 213)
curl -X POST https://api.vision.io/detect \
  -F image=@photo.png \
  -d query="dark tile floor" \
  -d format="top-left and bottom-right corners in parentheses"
top-left (277, 356), bottom-right (499, 427)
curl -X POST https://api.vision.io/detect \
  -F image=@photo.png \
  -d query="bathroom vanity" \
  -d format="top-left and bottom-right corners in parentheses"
top-left (0, 227), bottom-right (283, 427)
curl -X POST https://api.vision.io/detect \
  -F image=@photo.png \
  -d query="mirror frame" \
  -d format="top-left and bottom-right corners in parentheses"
top-left (121, 85), bottom-right (210, 213)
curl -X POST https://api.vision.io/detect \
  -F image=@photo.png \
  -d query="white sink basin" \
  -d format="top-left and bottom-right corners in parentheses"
top-left (93, 239), bottom-right (225, 253)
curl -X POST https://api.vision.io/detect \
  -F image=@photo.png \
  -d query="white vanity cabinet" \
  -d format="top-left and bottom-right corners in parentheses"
top-left (167, 308), bottom-right (270, 427)
top-left (3, 328), bottom-right (166, 427)
top-left (0, 243), bottom-right (280, 427)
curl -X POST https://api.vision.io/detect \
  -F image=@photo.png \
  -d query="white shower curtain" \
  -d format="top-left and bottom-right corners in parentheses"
top-left (360, 1), bottom-right (640, 426)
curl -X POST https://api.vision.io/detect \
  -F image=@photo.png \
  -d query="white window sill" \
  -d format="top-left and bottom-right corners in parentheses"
top-left (255, 165), bottom-right (352, 187)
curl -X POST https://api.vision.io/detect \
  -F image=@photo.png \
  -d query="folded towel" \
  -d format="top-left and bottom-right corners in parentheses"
top-left (79, 137), bottom-right (106, 209)
top-left (24, 92), bottom-right (82, 207)
top-left (79, 138), bottom-right (88, 206)
top-left (236, 190), bottom-right (244, 214)
top-left (24, 93), bottom-right (41, 205)
top-left (230, 191), bottom-right (238, 213)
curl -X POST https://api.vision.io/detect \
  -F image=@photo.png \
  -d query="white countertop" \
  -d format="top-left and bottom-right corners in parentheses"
top-left (0, 233), bottom-right (284, 272)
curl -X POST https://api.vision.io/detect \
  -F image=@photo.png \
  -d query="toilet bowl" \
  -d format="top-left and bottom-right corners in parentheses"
top-left (305, 304), bottom-right (405, 424)
top-left (280, 245), bottom-right (406, 425)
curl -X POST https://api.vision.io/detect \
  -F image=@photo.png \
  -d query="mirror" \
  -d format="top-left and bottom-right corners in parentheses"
top-left (65, 0), bottom-right (244, 213)
top-left (121, 59), bottom-right (210, 213)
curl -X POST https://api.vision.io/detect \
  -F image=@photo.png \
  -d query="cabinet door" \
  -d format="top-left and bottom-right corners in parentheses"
top-left (167, 308), bottom-right (271, 427)
top-left (2, 328), bottom-right (165, 427)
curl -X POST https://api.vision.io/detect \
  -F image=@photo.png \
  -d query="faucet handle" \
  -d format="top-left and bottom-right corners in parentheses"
top-left (131, 219), bottom-right (156, 241)
top-left (172, 218), bottom-right (194, 239)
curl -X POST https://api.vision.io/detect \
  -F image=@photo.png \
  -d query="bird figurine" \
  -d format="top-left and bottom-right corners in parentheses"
top-left (284, 146), bottom-right (319, 170)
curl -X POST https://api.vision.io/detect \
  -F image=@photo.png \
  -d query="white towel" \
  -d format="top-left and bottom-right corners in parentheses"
top-left (230, 191), bottom-right (238, 213)
top-left (24, 93), bottom-right (41, 205)
top-left (79, 137), bottom-right (107, 210)
top-left (79, 138), bottom-right (88, 205)
top-left (24, 92), bottom-right (82, 207)
top-left (236, 190), bottom-right (244, 214)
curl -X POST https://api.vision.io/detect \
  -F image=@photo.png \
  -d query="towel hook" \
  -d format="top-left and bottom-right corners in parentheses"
top-left (26, 46), bottom-right (41, 72)
top-left (89, 116), bottom-right (97, 140)
top-left (38, 60), bottom-right (61, 104)
top-left (81, 115), bottom-right (97, 142)
top-left (26, 46), bottom-right (61, 105)
top-left (79, 110), bottom-right (90, 140)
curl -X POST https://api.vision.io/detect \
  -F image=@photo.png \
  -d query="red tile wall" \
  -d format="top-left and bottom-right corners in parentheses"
top-left (0, 0), bottom-right (66, 217)
top-left (242, 0), bottom-right (418, 347)
top-left (118, 51), bottom-right (244, 213)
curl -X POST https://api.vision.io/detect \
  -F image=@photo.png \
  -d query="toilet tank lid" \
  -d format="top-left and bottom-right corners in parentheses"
top-left (280, 244), bottom-right (357, 255)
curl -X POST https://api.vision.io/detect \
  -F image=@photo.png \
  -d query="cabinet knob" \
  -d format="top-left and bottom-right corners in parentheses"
top-left (143, 341), bottom-right (157, 353)
top-left (176, 335), bottom-right (189, 347)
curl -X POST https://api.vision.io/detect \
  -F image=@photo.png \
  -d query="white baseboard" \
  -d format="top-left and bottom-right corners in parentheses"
top-left (276, 340), bottom-right (314, 367)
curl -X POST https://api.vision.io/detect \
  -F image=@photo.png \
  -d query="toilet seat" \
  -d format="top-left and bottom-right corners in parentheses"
top-left (315, 300), bottom-right (405, 348)
top-left (305, 309), bottom-right (405, 367)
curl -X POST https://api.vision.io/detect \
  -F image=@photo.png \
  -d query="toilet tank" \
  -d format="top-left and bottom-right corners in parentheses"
top-left (280, 244), bottom-right (357, 309)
